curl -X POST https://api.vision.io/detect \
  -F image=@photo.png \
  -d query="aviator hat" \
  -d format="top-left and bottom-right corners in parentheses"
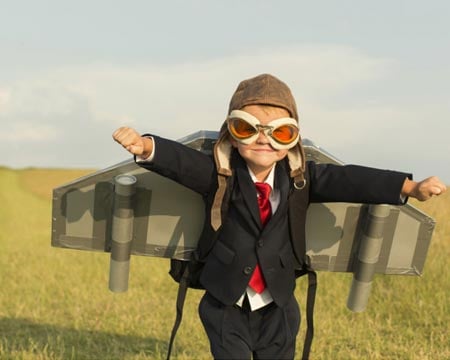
top-left (211, 73), bottom-right (306, 230)
top-left (228, 73), bottom-right (299, 120)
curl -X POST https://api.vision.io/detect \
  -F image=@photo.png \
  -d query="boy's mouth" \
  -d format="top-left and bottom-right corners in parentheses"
top-left (253, 147), bottom-right (276, 152)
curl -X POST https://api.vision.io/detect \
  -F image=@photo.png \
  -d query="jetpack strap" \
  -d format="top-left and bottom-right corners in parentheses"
top-left (301, 270), bottom-right (317, 360)
top-left (166, 265), bottom-right (190, 360)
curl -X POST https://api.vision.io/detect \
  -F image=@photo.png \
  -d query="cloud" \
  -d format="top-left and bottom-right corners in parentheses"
top-left (2, 44), bottom-right (449, 182)
top-left (4, 43), bottom-right (394, 135)
top-left (23, 44), bottom-right (393, 135)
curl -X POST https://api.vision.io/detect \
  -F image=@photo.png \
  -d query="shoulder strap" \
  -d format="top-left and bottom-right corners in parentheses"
top-left (166, 264), bottom-right (190, 360)
top-left (288, 168), bottom-right (316, 359)
top-left (301, 270), bottom-right (317, 360)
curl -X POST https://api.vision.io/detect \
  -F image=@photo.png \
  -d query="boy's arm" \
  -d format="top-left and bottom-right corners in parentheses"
top-left (308, 163), bottom-right (411, 205)
top-left (308, 162), bottom-right (447, 205)
top-left (401, 176), bottom-right (447, 201)
top-left (113, 126), bottom-right (215, 195)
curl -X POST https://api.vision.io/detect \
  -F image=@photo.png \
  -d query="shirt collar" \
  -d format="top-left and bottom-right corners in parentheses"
top-left (247, 165), bottom-right (276, 188)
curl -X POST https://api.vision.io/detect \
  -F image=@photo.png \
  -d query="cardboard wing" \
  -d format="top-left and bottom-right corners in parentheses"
top-left (51, 132), bottom-right (216, 260)
top-left (51, 131), bottom-right (435, 310)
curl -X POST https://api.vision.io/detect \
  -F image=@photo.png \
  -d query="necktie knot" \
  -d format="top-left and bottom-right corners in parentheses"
top-left (255, 182), bottom-right (272, 200)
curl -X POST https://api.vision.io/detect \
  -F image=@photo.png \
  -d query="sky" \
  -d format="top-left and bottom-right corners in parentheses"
top-left (1, 0), bottom-right (449, 183)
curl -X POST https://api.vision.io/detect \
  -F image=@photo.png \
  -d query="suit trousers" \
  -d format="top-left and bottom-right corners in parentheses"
top-left (199, 292), bottom-right (300, 360)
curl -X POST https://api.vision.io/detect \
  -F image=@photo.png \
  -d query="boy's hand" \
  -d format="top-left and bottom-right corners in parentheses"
top-left (401, 176), bottom-right (447, 201)
top-left (112, 127), bottom-right (153, 159)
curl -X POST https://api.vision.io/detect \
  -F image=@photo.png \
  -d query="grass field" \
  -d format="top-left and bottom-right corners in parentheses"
top-left (0, 167), bottom-right (448, 359)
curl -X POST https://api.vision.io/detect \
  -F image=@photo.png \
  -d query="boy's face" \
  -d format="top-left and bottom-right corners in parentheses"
top-left (230, 105), bottom-right (291, 179)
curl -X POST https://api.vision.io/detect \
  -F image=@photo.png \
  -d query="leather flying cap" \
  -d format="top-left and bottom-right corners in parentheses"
top-left (228, 73), bottom-right (299, 120)
top-left (211, 73), bottom-right (306, 231)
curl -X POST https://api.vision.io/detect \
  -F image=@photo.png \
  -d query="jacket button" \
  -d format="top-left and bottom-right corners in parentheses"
top-left (243, 266), bottom-right (252, 275)
top-left (258, 240), bottom-right (263, 247)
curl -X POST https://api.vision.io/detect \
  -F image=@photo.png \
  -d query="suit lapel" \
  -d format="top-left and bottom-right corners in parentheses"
top-left (235, 166), bottom-right (262, 229)
top-left (264, 161), bottom-right (290, 231)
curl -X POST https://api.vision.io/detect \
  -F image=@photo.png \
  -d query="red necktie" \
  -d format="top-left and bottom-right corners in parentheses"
top-left (248, 182), bottom-right (272, 293)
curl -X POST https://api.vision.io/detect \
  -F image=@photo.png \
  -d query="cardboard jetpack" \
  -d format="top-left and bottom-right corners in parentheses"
top-left (51, 131), bottom-right (435, 311)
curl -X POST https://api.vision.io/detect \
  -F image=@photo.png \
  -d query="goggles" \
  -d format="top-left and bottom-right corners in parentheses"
top-left (227, 110), bottom-right (300, 150)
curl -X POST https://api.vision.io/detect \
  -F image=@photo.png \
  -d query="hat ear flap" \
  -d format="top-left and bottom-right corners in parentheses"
top-left (287, 141), bottom-right (307, 189)
top-left (214, 126), bottom-right (233, 177)
top-left (211, 123), bottom-right (234, 230)
top-left (211, 175), bottom-right (227, 231)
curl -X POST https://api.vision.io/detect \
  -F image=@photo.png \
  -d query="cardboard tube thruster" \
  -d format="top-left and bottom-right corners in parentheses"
top-left (347, 204), bottom-right (391, 312)
top-left (109, 174), bottom-right (136, 292)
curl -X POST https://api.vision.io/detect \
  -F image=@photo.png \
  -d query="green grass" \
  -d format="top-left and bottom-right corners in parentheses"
top-left (0, 167), bottom-right (448, 359)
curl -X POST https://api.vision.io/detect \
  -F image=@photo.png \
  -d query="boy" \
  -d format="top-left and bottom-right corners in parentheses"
top-left (113, 74), bottom-right (446, 359)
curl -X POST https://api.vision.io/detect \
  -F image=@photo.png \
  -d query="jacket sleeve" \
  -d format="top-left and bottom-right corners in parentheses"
top-left (308, 162), bottom-right (412, 205)
top-left (136, 135), bottom-right (215, 196)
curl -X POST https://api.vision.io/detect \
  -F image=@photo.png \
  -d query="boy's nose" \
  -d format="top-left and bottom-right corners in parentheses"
top-left (255, 130), bottom-right (270, 143)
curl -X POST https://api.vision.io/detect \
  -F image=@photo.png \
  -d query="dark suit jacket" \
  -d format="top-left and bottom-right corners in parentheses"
top-left (140, 135), bottom-right (412, 306)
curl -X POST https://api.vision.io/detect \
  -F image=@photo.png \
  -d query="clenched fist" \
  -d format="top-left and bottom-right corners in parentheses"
top-left (401, 176), bottom-right (447, 201)
top-left (112, 127), bottom-right (153, 159)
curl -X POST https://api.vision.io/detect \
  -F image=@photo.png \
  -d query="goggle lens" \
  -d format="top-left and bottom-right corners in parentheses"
top-left (272, 125), bottom-right (299, 144)
top-left (229, 118), bottom-right (257, 139)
